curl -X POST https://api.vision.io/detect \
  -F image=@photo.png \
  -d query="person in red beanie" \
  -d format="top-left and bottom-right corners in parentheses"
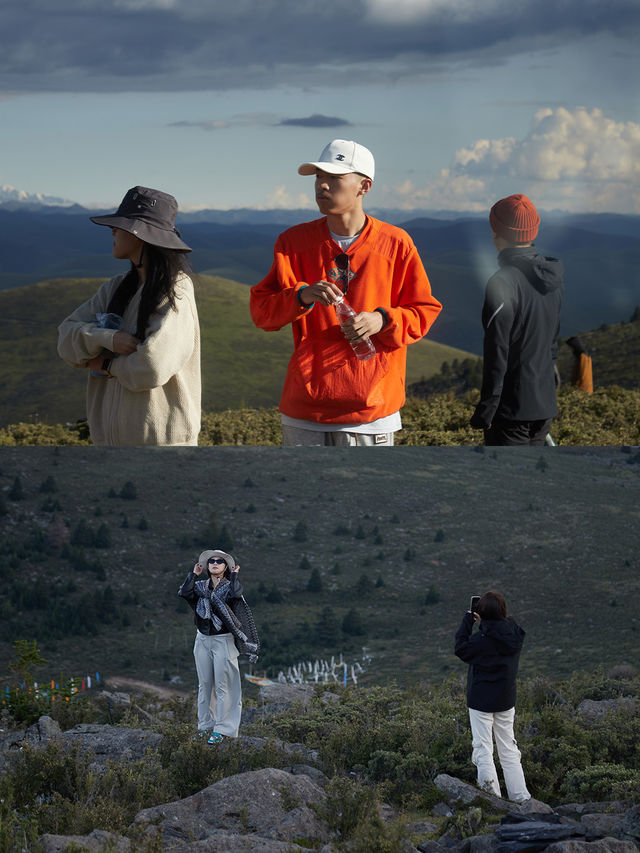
top-left (470, 194), bottom-right (563, 445)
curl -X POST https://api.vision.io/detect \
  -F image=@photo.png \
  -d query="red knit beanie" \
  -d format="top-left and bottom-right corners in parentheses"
top-left (489, 194), bottom-right (540, 243)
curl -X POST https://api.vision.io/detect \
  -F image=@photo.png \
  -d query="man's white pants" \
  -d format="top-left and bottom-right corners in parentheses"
top-left (193, 632), bottom-right (242, 736)
top-left (281, 425), bottom-right (395, 446)
top-left (468, 707), bottom-right (530, 802)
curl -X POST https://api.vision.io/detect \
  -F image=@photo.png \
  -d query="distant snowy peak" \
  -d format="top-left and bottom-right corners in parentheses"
top-left (0, 184), bottom-right (76, 207)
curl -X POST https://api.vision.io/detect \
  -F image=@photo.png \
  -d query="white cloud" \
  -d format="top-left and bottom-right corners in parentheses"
top-left (364, 0), bottom-right (501, 24)
top-left (260, 185), bottom-right (314, 210)
top-left (379, 107), bottom-right (640, 213)
top-left (114, 0), bottom-right (177, 9)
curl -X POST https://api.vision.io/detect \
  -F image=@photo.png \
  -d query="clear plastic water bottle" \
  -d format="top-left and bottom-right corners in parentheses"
top-left (335, 297), bottom-right (376, 361)
top-left (91, 313), bottom-right (123, 377)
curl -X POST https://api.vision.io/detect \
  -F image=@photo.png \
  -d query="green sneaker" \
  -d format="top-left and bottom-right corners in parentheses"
top-left (207, 732), bottom-right (224, 745)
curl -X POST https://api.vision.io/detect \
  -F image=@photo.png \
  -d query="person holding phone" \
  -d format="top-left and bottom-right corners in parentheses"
top-left (454, 590), bottom-right (531, 803)
top-left (178, 549), bottom-right (252, 743)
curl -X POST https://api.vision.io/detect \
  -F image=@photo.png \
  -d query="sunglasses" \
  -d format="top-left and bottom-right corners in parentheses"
top-left (335, 252), bottom-right (350, 294)
top-left (208, 558), bottom-right (226, 565)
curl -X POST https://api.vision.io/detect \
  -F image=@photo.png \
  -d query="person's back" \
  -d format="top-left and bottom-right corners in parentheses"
top-left (454, 590), bottom-right (531, 803)
top-left (470, 194), bottom-right (562, 446)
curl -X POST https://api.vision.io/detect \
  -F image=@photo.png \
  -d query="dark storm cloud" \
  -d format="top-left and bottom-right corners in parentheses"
top-left (1, 0), bottom-right (639, 93)
top-left (279, 115), bottom-right (352, 128)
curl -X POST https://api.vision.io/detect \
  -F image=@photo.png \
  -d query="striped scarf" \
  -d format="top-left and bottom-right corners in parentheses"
top-left (194, 579), bottom-right (234, 631)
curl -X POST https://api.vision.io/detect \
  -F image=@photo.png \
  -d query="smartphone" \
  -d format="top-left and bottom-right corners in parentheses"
top-left (470, 595), bottom-right (481, 613)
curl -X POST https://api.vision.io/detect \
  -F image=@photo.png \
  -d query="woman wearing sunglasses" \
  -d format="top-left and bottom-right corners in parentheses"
top-left (178, 549), bottom-right (254, 743)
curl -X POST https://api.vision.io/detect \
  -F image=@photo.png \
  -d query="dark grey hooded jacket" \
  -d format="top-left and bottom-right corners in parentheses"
top-left (471, 246), bottom-right (563, 428)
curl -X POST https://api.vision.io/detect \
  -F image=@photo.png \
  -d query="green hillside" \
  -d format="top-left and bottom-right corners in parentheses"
top-left (555, 312), bottom-right (640, 390)
top-left (0, 447), bottom-right (637, 689)
top-left (0, 275), bottom-right (471, 427)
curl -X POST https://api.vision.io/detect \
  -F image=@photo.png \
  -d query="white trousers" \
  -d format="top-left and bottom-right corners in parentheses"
top-left (193, 632), bottom-right (242, 737)
top-left (468, 707), bottom-right (530, 802)
top-left (282, 425), bottom-right (394, 446)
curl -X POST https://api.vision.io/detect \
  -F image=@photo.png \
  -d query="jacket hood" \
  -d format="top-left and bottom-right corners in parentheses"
top-left (499, 246), bottom-right (563, 295)
top-left (480, 617), bottom-right (525, 655)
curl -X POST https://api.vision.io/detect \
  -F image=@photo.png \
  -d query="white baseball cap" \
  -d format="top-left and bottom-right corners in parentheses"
top-left (298, 139), bottom-right (375, 181)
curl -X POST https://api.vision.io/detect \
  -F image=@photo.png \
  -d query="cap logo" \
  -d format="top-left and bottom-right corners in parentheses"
top-left (335, 154), bottom-right (345, 161)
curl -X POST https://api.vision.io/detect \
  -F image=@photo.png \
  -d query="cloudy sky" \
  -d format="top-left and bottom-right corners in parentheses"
top-left (1, 0), bottom-right (639, 213)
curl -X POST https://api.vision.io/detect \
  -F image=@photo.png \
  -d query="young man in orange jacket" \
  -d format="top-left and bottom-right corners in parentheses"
top-left (250, 139), bottom-right (442, 446)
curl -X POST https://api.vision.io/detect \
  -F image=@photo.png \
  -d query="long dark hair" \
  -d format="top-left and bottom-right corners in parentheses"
top-left (107, 244), bottom-right (193, 341)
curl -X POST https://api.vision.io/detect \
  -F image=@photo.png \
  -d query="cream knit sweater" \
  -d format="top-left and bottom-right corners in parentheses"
top-left (58, 273), bottom-right (201, 446)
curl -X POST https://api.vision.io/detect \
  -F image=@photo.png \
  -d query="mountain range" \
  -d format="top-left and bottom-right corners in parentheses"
top-left (1, 204), bottom-right (638, 354)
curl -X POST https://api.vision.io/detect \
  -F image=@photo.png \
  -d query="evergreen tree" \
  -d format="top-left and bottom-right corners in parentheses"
top-left (266, 584), bottom-right (283, 603)
top-left (354, 573), bottom-right (373, 597)
top-left (39, 475), bottom-right (58, 494)
top-left (45, 514), bottom-right (69, 553)
top-left (315, 606), bottom-right (339, 646)
top-left (8, 477), bottom-right (24, 501)
top-left (307, 568), bottom-right (323, 592)
top-left (40, 497), bottom-right (62, 513)
top-left (94, 523), bottom-right (112, 548)
top-left (375, 574), bottom-right (385, 588)
top-left (434, 529), bottom-right (445, 542)
top-left (403, 547), bottom-right (415, 561)
top-left (342, 607), bottom-right (365, 636)
top-left (536, 455), bottom-right (549, 472)
top-left (71, 519), bottom-right (95, 548)
top-left (120, 481), bottom-right (138, 500)
top-left (354, 524), bottom-right (366, 540)
top-left (137, 516), bottom-right (149, 531)
top-left (424, 584), bottom-right (441, 605)
top-left (298, 555), bottom-right (311, 570)
top-left (292, 520), bottom-right (309, 542)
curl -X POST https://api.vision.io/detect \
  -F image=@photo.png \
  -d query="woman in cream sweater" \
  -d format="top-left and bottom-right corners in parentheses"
top-left (58, 186), bottom-right (201, 446)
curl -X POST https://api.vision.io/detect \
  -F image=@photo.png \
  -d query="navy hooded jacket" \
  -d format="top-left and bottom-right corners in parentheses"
top-left (472, 246), bottom-right (563, 428)
top-left (455, 612), bottom-right (525, 712)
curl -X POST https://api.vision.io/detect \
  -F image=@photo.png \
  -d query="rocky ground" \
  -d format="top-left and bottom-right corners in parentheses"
top-left (1, 684), bottom-right (638, 853)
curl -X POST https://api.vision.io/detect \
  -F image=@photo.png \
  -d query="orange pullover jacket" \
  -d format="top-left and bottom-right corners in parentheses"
top-left (250, 216), bottom-right (442, 424)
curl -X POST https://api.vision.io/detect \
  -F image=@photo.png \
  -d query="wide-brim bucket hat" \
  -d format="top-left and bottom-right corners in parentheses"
top-left (198, 549), bottom-right (236, 573)
top-left (90, 186), bottom-right (192, 252)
